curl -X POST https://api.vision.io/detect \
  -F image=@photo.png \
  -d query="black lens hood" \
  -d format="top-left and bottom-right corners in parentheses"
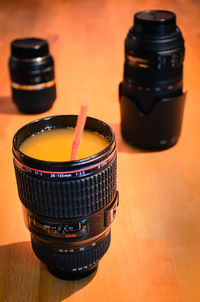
top-left (119, 82), bottom-right (186, 150)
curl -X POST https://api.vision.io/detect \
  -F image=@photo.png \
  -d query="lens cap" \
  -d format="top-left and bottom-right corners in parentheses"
top-left (134, 10), bottom-right (176, 35)
top-left (11, 38), bottom-right (49, 59)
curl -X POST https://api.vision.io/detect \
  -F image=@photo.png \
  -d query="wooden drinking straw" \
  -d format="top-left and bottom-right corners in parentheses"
top-left (70, 102), bottom-right (88, 161)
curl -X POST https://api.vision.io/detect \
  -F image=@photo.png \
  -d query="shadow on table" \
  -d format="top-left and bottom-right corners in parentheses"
top-left (0, 241), bottom-right (96, 302)
top-left (0, 96), bottom-right (19, 115)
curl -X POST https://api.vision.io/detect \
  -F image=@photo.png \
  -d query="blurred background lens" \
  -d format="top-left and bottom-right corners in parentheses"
top-left (9, 37), bottom-right (56, 114)
top-left (119, 10), bottom-right (186, 150)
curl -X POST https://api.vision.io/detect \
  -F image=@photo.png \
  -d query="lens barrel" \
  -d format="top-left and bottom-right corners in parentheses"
top-left (119, 10), bottom-right (186, 150)
top-left (13, 115), bottom-right (118, 279)
top-left (9, 38), bottom-right (56, 114)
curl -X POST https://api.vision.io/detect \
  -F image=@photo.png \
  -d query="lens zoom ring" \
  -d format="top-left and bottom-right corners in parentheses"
top-left (14, 157), bottom-right (117, 218)
top-left (31, 231), bottom-right (111, 270)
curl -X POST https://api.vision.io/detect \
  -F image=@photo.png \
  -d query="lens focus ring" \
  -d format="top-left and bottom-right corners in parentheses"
top-left (31, 231), bottom-right (111, 270)
top-left (14, 157), bottom-right (117, 218)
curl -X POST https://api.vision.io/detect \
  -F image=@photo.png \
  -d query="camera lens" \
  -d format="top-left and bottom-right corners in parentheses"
top-left (9, 38), bottom-right (56, 114)
top-left (119, 10), bottom-right (186, 150)
top-left (12, 115), bottom-right (118, 280)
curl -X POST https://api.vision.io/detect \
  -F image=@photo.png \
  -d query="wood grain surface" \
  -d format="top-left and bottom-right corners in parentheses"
top-left (0, 0), bottom-right (200, 301)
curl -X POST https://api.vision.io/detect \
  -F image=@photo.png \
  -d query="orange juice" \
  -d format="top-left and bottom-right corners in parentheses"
top-left (19, 127), bottom-right (109, 161)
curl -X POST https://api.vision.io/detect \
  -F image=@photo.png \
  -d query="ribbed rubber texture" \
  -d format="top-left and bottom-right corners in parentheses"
top-left (31, 231), bottom-right (111, 271)
top-left (14, 157), bottom-right (117, 218)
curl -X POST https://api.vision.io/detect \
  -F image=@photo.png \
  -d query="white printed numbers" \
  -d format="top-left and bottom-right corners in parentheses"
top-left (72, 266), bottom-right (88, 272)
top-left (35, 171), bottom-right (43, 176)
top-left (101, 161), bottom-right (107, 167)
top-left (50, 173), bottom-right (72, 178)
top-left (58, 248), bottom-right (73, 253)
top-left (76, 171), bottom-right (85, 177)
top-left (44, 225), bottom-right (50, 229)
top-left (58, 174), bottom-right (71, 178)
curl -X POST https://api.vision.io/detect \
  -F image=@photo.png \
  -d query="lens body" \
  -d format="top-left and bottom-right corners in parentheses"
top-left (119, 10), bottom-right (186, 150)
top-left (12, 115), bottom-right (118, 279)
top-left (9, 38), bottom-right (56, 114)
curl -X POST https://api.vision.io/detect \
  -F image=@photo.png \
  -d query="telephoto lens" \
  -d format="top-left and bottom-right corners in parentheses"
top-left (9, 38), bottom-right (56, 114)
top-left (119, 10), bottom-right (186, 150)
top-left (12, 115), bottom-right (118, 280)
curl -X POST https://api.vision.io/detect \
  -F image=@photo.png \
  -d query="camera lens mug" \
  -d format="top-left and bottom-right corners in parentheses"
top-left (119, 10), bottom-right (186, 150)
top-left (12, 115), bottom-right (118, 280)
top-left (9, 38), bottom-right (56, 114)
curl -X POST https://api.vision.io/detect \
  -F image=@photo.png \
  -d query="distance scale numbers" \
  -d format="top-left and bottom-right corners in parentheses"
top-left (28, 215), bottom-right (88, 238)
top-left (58, 241), bottom-right (97, 254)
top-left (72, 260), bottom-right (99, 272)
top-left (156, 51), bottom-right (184, 70)
top-left (57, 230), bottom-right (110, 254)
top-left (126, 51), bottom-right (184, 70)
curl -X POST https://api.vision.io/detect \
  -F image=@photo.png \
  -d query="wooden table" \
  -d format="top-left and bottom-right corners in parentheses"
top-left (0, 0), bottom-right (200, 301)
